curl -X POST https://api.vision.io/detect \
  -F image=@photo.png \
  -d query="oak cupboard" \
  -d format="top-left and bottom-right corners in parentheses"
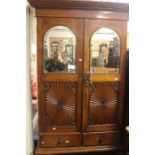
top-left (28, 0), bottom-right (129, 154)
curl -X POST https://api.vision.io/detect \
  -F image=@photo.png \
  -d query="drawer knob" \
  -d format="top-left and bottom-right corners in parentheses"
top-left (41, 141), bottom-right (45, 144)
top-left (52, 127), bottom-right (56, 131)
top-left (65, 140), bottom-right (70, 144)
top-left (99, 135), bottom-right (105, 145)
top-left (57, 138), bottom-right (63, 144)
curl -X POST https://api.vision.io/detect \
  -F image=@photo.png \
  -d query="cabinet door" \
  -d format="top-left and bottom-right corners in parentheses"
top-left (82, 19), bottom-right (127, 134)
top-left (37, 18), bottom-right (83, 138)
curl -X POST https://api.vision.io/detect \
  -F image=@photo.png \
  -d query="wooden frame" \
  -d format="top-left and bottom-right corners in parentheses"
top-left (35, 145), bottom-right (124, 154)
top-left (28, 0), bottom-right (129, 12)
top-left (35, 9), bottom-right (128, 20)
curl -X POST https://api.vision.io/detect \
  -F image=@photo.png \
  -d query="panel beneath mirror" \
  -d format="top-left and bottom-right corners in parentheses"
top-left (90, 27), bottom-right (120, 74)
top-left (88, 82), bottom-right (119, 125)
top-left (44, 82), bottom-right (77, 127)
top-left (44, 26), bottom-right (76, 73)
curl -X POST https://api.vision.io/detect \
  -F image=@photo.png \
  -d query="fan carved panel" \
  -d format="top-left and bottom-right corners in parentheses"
top-left (44, 82), bottom-right (76, 127)
top-left (88, 82), bottom-right (119, 125)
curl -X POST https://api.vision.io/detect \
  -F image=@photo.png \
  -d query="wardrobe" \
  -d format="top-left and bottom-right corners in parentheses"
top-left (28, 0), bottom-right (129, 154)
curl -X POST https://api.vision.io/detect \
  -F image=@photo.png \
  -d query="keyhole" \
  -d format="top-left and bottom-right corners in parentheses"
top-left (101, 100), bottom-right (107, 107)
top-left (57, 100), bottom-right (64, 110)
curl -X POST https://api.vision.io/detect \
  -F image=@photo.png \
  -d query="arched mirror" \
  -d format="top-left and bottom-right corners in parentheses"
top-left (43, 26), bottom-right (76, 73)
top-left (90, 27), bottom-right (120, 74)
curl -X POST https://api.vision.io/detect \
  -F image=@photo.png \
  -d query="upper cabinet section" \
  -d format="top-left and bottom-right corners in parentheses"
top-left (28, 0), bottom-right (129, 12)
top-left (44, 26), bottom-right (77, 73)
top-left (90, 27), bottom-right (120, 74)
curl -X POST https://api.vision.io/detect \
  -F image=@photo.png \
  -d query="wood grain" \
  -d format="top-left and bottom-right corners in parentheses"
top-left (28, 0), bottom-right (129, 12)
top-left (36, 9), bottom-right (128, 21)
top-left (39, 132), bottom-right (81, 147)
top-left (82, 19), bottom-right (127, 133)
top-left (35, 145), bottom-right (124, 154)
top-left (90, 74), bottom-right (120, 82)
top-left (37, 18), bottom-right (84, 133)
top-left (83, 131), bottom-right (121, 146)
top-left (35, 2), bottom-right (128, 154)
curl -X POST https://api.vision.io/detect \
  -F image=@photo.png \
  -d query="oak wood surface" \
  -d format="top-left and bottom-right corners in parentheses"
top-left (35, 4), bottom-right (128, 154)
top-left (29, 0), bottom-right (129, 12)
top-left (39, 132), bottom-right (81, 147)
top-left (35, 145), bottom-right (124, 154)
top-left (82, 131), bottom-right (121, 146)
top-left (86, 124), bottom-right (120, 132)
top-left (82, 19), bottom-right (127, 133)
top-left (37, 18), bottom-right (84, 133)
top-left (90, 74), bottom-right (120, 82)
top-left (42, 74), bottom-right (78, 82)
top-left (36, 9), bottom-right (128, 21)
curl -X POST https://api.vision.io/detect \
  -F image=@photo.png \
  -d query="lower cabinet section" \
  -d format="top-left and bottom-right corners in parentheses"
top-left (83, 131), bottom-right (121, 146)
top-left (39, 133), bottom-right (81, 148)
top-left (39, 131), bottom-right (121, 148)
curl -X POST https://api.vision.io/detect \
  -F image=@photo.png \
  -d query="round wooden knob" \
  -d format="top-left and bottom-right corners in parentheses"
top-left (52, 127), bottom-right (56, 131)
top-left (57, 138), bottom-right (63, 144)
top-left (65, 140), bottom-right (70, 144)
top-left (41, 141), bottom-right (45, 144)
top-left (99, 135), bottom-right (105, 145)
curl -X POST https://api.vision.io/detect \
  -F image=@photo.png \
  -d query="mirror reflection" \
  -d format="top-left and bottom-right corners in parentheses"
top-left (90, 27), bottom-right (120, 74)
top-left (43, 26), bottom-right (76, 73)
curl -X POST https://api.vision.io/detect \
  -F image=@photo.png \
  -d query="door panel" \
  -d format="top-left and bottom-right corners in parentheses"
top-left (44, 82), bottom-right (77, 127)
top-left (83, 19), bottom-right (127, 132)
top-left (37, 18), bottom-right (84, 133)
top-left (88, 82), bottom-right (119, 125)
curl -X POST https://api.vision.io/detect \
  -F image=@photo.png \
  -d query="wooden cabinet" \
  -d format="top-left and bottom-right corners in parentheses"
top-left (28, 0), bottom-right (128, 154)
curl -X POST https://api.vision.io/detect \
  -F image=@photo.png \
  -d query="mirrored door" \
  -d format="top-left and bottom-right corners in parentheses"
top-left (82, 19), bottom-right (127, 134)
top-left (37, 18), bottom-right (84, 136)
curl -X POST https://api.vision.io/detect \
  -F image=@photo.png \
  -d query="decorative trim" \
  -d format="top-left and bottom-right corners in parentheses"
top-left (36, 9), bottom-right (128, 20)
top-left (35, 145), bottom-right (125, 154)
top-left (28, 0), bottom-right (129, 12)
top-left (88, 82), bottom-right (118, 125)
top-left (110, 82), bottom-right (119, 90)
top-left (44, 82), bottom-right (76, 127)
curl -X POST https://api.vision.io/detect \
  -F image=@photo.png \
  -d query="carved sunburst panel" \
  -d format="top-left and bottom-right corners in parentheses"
top-left (44, 82), bottom-right (77, 127)
top-left (88, 82), bottom-right (119, 125)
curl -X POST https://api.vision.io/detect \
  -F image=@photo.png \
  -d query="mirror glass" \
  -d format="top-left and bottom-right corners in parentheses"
top-left (43, 26), bottom-right (76, 73)
top-left (90, 27), bottom-right (120, 74)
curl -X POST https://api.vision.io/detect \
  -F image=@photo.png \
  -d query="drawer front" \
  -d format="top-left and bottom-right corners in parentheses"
top-left (39, 133), bottom-right (81, 148)
top-left (83, 131), bottom-right (121, 146)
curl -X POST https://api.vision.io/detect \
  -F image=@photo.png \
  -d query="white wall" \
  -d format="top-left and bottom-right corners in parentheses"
top-left (26, 5), bottom-right (33, 155)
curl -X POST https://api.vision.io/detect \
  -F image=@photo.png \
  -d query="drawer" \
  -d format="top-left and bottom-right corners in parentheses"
top-left (39, 133), bottom-right (81, 148)
top-left (83, 131), bottom-right (121, 146)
